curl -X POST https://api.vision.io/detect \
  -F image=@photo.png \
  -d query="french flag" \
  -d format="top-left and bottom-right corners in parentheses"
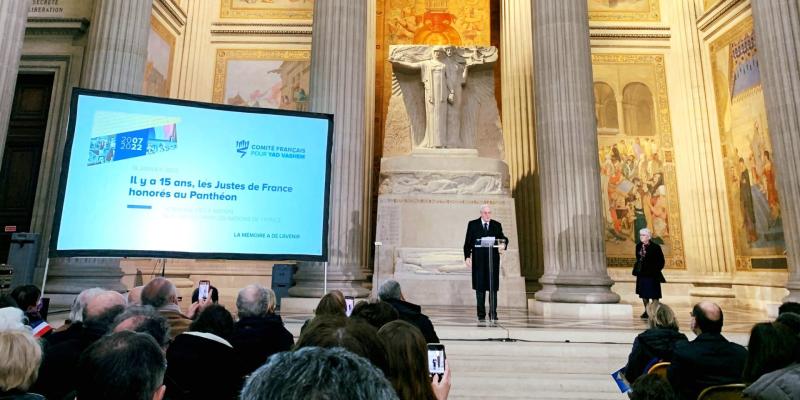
top-left (31, 320), bottom-right (52, 338)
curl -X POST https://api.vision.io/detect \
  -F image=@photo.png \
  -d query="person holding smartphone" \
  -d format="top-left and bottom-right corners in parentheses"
top-left (378, 320), bottom-right (451, 400)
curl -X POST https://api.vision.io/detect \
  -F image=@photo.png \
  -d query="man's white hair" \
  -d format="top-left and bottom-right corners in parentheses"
top-left (639, 228), bottom-right (652, 238)
top-left (480, 204), bottom-right (491, 213)
top-left (69, 287), bottom-right (105, 322)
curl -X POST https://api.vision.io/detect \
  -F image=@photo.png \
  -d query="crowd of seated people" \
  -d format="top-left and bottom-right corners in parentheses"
top-left (625, 300), bottom-right (800, 400)
top-left (0, 279), bottom-right (450, 400)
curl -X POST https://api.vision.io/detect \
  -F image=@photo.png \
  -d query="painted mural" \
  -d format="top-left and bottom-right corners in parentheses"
top-left (592, 54), bottom-right (684, 269)
top-left (143, 17), bottom-right (175, 98)
top-left (710, 18), bottom-right (786, 270)
top-left (220, 0), bottom-right (313, 19)
top-left (213, 49), bottom-right (311, 111)
top-left (588, 0), bottom-right (660, 22)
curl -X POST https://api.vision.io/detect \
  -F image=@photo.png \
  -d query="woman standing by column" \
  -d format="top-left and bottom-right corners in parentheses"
top-left (633, 228), bottom-right (665, 319)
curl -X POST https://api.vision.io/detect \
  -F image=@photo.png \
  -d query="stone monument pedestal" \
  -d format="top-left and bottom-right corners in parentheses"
top-left (374, 151), bottom-right (527, 309)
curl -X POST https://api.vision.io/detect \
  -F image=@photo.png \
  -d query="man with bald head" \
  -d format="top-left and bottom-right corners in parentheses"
top-left (32, 290), bottom-right (127, 399)
top-left (141, 277), bottom-right (193, 339)
top-left (667, 301), bottom-right (748, 400)
top-left (230, 284), bottom-right (294, 377)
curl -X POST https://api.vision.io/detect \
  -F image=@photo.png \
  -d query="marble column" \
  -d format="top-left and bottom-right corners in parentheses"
top-left (47, 0), bottom-right (152, 303)
top-left (500, 0), bottom-right (542, 283)
top-left (288, 0), bottom-right (370, 297)
top-left (81, 0), bottom-right (153, 92)
top-left (531, 0), bottom-right (619, 303)
top-left (0, 0), bottom-right (32, 167)
top-left (176, 0), bottom-right (212, 101)
top-left (752, 0), bottom-right (800, 302)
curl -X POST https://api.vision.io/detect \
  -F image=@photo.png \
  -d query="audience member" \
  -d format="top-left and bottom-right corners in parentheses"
top-left (0, 307), bottom-right (26, 331)
top-left (0, 294), bottom-right (18, 309)
top-left (378, 280), bottom-right (440, 343)
top-left (47, 287), bottom-right (104, 345)
top-left (112, 305), bottom-right (171, 348)
top-left (742, 322), bottom-right (799, 384)
top-left (141, 277), bottom-right (194, 339)
top-left (667, 301), bottom-right (747, 400)
top-left (296, 315), bottom-right (390, 375)
top-left (776, 311), bottom-right (800, 334)
top-left (31, 290), bottom-right (126, 400)
top-left (778, 301), bottom-right (800, 316)
top-left (0, 329), bottom-right (45, 399)
top-left (623, 302), bottom-right (688, 382)
top-left (230, 284), bottom-right (293, 377)
top-left (10, 285), bottom-right (50, 338)
top-left (240, 346), bottom-right (398, 400)
top-left (351, 298), bottom-right (399, 330)
top-left (629, 374), bottom-right (678, 400)
top-left (126, 285), bottom-right (144, 305)
top-left (75, 331), bottom-right (167, 400)
top-left (191, 285), bottom-right (219, 303)
top-left (300, 290), bottom-right (347, 334)
top-left (378, 320), bottom-right (451, 400)
top-left (165, 304), bottom-right (241, 400)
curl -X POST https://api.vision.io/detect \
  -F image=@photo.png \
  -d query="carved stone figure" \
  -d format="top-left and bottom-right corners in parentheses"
top-left (389, 45), bottom-right (498, 149)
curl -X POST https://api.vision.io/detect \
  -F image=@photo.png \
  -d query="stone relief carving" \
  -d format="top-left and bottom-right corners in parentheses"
top-left (379, 172), bottom-right (507, 195)
top-left (388, 45), bottom-right (498, 150)
top-left (395, 248), bottom-right (470, 274)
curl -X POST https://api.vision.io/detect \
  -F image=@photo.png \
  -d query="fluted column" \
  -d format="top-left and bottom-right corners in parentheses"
top-left (81, 0), bottom-right (153, 92)
top-left (531, 0), bottom-right (619, 303)
top-left (176, 0), bottom-right (212, 101)
top-left (0, 0), bottom-right (32, 167)
top-left (289, 0), bottom-right (370, 297)
top-left (752, 0), bottom-right (800, 302)
top-left (500, 0), bottom-right (542, 283)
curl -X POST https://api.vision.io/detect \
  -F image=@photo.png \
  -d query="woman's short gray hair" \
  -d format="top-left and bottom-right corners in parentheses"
top-left (639, 228), bottom-right (651, 238)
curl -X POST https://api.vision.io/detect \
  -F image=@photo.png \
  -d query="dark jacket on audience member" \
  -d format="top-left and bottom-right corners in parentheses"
top-left (384, 298), bottom-right (440, 343)
top-left (667, 332), bottom-right (748, 400)
top-left (165, 332), bottom-right (243, 400)
top-left (229, 314), bottom-right (294, 377)
top-left (43, 321), bottom-right (83, 348)
top-left (623, 328), bottom-right (688, 383)
top-left (29, 321), bottom-right (107, 400)
top-left (743, 362), bottom-right (800, 400)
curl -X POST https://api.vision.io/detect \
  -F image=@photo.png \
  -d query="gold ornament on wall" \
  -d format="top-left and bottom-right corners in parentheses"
top-left (220, 0), bottom-right (313, 20)
top-left (588, 0), bottom-right (660, 22)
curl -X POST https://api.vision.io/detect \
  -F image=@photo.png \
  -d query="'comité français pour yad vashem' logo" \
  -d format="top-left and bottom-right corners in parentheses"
top-left (236, 139), bottom-right (249, 158)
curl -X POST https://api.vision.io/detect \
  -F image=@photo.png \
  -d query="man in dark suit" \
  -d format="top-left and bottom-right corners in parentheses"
top-left (667, 301), bottom-right (748, 400)
top-left (463, 204), bottom-right (508, 322)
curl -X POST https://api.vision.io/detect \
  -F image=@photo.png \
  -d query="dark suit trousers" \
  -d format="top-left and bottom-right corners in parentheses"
top-left (476, 290), bottom-right (497, 320)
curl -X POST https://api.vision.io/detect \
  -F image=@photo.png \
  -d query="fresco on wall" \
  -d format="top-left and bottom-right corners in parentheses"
top-left (220, 0), bottom-right (313, 19)
top-left (213, 49), bottom-right (311, 111)
top-left (588, 0), bottom-right (660, 22)
top-left (592, 54), bottom-right (685, 270)
top-left (143, 17), bottom-right (175, 98)
top-left (710, 18), bottom-right (786, 270)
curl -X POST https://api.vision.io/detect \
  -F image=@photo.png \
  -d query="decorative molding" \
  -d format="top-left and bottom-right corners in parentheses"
top-left (588, 0), bottom-right (660, 22)
top-left (155, 0), bottom-right (187, 27)
top-left (219, 0), bottom-right (313, 20)
top-left (697, 0), bottom-right (747, 33)
top-left (25, 17), bottom-right (89, 36)
top-left (378, 172), bottom-right (508, 195)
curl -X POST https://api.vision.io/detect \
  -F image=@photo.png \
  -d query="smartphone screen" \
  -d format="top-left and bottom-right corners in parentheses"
top-left (198, 280), bottom-right (210, 301)
top-left (427, 343), bottom-right (446, 375)
top-left (345, 296), bottom-right (355, 317)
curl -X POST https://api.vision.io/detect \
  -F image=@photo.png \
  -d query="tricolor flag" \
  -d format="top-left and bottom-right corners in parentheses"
top-left (31, 319), bottom-right (52, 338)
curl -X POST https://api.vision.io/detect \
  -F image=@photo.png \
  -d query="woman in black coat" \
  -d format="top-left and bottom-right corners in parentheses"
top-left (623, 302), bottom-right (687, 383)
top-left (633, 228), bottom-right (665, 319)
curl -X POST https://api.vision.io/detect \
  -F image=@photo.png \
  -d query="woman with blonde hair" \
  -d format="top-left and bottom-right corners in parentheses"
top-left (0, 329), bottom-right (45, 399)
top-left (378, 320), bottom-right (451, 400)
top-left (622, 302), bottom-right (687, 383)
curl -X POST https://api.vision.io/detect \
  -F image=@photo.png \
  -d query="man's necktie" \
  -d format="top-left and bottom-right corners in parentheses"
top-left (484, 222), bottom-right (489, 232)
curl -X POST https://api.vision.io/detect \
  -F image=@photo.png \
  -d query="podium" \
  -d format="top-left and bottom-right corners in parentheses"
top-left (474, 237), bottom-right (506, 324)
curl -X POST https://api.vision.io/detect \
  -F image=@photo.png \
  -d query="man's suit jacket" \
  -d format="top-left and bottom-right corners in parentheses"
top-left (667, 332), bottom-right (748, 400)
top-left (463, 218), bottom-right (508, 291)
